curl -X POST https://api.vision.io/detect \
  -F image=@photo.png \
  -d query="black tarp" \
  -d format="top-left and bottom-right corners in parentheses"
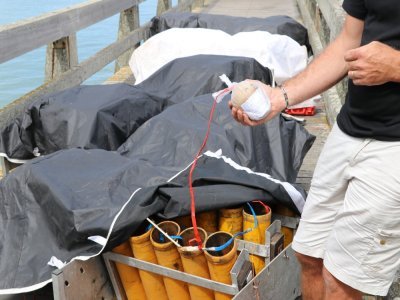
top-left (0, 55), bottom-right (315, 293)
top-left (0, 55), bottom-right (272, 161)
top-left (150, 12), bottom-right (311, 51)
top-left (0, 12), bottom-right (310, 161)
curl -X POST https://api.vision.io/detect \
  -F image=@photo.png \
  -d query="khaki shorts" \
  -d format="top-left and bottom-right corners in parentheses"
top-left (292, 123), bottom-right (400, 296)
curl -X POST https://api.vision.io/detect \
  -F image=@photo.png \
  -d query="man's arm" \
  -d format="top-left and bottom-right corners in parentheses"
top-left (231, 14), bottom-right (364, 126)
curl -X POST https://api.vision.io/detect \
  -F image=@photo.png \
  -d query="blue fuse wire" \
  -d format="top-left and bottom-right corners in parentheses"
top-left (204, 202), bottom-right (258, 252)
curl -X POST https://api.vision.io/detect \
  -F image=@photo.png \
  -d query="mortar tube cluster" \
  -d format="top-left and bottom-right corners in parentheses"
top-left (157, 202), bottom-right (259, 253)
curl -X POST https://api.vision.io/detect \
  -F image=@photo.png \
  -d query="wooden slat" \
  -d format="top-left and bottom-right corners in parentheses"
top-left (316, 0), bottom-right (345, 39)
top-left (168, 0), bottom-right (195, 13)
top-left (0, 0), bottom-right (143, 64)
top-left (0, 24), bottom-right (151, 128)
top-left (45, 35), bottom-right (79, 81)
top-left (157, 0), bottom-right (172, 16)
top-left (294, 99), bottom-right (330, 192)
top-left (297, 0), bottom-right (343, 126)
top-left (115, 6), bottom-right (140, 72)
top-left (105, 66), bottom-right (135, 85)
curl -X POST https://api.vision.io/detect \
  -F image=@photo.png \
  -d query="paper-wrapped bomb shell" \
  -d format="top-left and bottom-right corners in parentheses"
top-left (231, 81), bottom-right (257, 107)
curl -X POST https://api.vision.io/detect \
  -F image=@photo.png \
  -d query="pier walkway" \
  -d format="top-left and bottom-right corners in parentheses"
top-left (202, 0), bottom-right (301, 20)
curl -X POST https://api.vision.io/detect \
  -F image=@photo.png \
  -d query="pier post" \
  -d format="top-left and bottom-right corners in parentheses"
top-left (296, 0), bottom-right (345, 126)
top-left (157, 0), bottom-right (172, 16)
top-left (0, 157), bottom-right (10, 176)
top-left (45, 35), bottom-right (78, 81)
top-left (193, 0), bottom-right (205, 9)
top-left (115, 6), bottom-right (140, 73)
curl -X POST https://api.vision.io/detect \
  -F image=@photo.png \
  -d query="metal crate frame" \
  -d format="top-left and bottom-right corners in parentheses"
top-left (103, 220), bottom-right (301, 299)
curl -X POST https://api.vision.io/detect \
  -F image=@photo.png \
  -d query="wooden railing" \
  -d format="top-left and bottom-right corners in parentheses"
top-left (0, 0), bottom-right (201, 128)
top-left (296, 0), bottom-right (345, 126)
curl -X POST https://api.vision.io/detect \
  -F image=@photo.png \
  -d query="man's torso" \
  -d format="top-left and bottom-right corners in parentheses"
top-left (338, 0), bottom-right (400, 141)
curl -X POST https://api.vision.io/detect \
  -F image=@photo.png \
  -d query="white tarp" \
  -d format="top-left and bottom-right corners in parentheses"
top-left (129, 28), bottom-right (308, 85)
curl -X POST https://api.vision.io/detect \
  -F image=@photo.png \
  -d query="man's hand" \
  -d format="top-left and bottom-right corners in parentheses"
top-left (228, 81), bottom-right (287, 126)
top-left (345, 41), bottom-right (400, 85)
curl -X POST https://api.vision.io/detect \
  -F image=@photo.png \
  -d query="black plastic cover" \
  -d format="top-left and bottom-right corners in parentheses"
top-left (0, 55), bottom-right (314, 292)
top-left (150, 12), bottom-right (311, 51)
top-left (0, 56), bottom-right (272, 160)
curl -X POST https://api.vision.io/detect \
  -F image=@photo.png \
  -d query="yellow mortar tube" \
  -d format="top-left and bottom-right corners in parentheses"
top-left (198, 211), bottom-right (218, 234)
top-left (275, 204), bottom-right (296, 248)
top-left (243, 201), bottom-right (271, 275)
top-left (178, 227), bottom-right (214, 300)
top-left (150, 221), bottom-right (191, 300)
top-left (112, 242), bottom-right (147, 300)
top-left (130, 222), bottom-right (169, 300)
top-left (218, 206), bottom-right (243, 239)
top-left (204, 232), bottom-right (238, 300)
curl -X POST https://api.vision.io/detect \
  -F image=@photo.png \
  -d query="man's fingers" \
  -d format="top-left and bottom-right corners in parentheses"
top-left (231, 109), bottom-right (236, 119)
top-left (348, 70), bottom-right (364, 80)
top-left (243, 114), bottom-right (257, 126)
top-left (348, 70), bottom-right (358, 80)
top-left (353, 79), bottom-right (365, 86)
top-left (228, 100), bottom-right (233, 110)
top-left (347, 59), bottom-right (363, 79)
top-left (236, 108), bottom-right (245, 123)
top-left (347, 61), bottom-right (361, 71)
top-left (344, 48), bottom-right (361, 62)
top-left (231, 105), bottom-right (252, 126)
top-left (231, 106), bottom-right (240, 121)
top-left (244, 79), bottom-right (260, 85)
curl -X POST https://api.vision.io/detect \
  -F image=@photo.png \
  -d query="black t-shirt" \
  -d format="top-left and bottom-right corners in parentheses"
top-left (337, 0), bottom-right (400, 140)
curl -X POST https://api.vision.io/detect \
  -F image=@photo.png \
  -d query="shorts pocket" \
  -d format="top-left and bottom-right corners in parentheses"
top-left (361, 229), bottom-right (400, 281)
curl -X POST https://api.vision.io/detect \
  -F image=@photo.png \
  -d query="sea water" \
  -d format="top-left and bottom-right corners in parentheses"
top-left (0, 0), bottom-right (176, 108)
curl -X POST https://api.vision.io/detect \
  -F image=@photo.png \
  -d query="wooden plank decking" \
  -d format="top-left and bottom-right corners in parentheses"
top-left (202, 0), bottom-right (301, 20)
